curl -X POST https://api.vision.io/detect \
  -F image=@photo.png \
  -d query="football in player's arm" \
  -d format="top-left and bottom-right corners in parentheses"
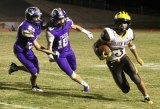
top-left (93, 11), bottom-right (153, 104)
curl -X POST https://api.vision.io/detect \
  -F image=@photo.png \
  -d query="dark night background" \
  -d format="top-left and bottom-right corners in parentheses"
top-left (51, 0), bottom-right (160, 16)
top-left (0, 0), bottom-right (160, 29)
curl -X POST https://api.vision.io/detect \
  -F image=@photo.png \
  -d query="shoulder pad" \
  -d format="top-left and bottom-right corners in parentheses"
top-left (22, 25), bottom-right (35, 37)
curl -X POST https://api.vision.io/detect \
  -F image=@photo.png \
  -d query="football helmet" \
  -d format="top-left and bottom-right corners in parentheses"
top-left (114, 11), bottom-right (131, 31)
top-left (25, 7), bottom-right (42, 25)
top-left (50, 8), bottom-right (67, 26)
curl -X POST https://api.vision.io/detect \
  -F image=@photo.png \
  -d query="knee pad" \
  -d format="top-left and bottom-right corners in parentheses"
top-left (71, 65), bottom-right (76, 71)
top-left (29, 67), bottom-right (38, 75)
top-left (122, 85), bottom-right (130, 93)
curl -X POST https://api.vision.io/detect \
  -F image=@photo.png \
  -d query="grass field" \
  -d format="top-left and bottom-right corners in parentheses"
top-left (0, 30), bottom-right (160, 109)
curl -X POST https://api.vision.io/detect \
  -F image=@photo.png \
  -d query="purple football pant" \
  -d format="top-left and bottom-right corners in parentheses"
top-left (14, 50), bottom-right (39, 75)
top-left (56, 50), bottom-right (76, 76)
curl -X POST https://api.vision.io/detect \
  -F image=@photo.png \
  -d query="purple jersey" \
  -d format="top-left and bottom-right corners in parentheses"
top-left (46, 17), bottom-right (72, 53)
top-left (14, 20), bottom-right (42, 53)
top-left (13, 20), bottom-right (43, 74)
top-left (46, 17), bottom-right (77, 76)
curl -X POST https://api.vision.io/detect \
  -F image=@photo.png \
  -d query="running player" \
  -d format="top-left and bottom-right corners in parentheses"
top-left (93, 11), bottom-right (153, 104)
top-left (46, 8), bottom-right (93, 92)
top-left (8, 7), bottom-right (59, 92)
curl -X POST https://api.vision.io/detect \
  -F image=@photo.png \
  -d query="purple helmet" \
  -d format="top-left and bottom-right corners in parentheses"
top-left (51, 8), bottom-right (67, 20)
top-left (50, 8), bottom-right (67, 26)
top-left (25, 7), bottom-right (42, 25)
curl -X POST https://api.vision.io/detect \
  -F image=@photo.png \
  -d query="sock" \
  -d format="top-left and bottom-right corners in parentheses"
top-left (81, 80), bottom-right (89, 87)
top-left (144, 95), bottom-right (149, 99)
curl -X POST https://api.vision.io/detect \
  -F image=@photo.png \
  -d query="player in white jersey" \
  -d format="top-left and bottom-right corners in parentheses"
top-left (93, 11), bottom-right (153, 104)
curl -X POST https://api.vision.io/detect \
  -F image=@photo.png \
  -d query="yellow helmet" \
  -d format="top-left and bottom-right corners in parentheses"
top-left (114, 11), bottom-right (131, 31)
top-left (114, 11), bottom-right (131, 21)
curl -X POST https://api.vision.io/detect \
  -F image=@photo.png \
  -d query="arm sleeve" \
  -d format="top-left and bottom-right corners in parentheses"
top-left (46, 30), bottom-right (55, 50)
top-left (100, 29), bottom-right (110, 42)
top-left (22, 25), bottom-right (34, 38)
top-left (132, 31), bottom-right (135, 40)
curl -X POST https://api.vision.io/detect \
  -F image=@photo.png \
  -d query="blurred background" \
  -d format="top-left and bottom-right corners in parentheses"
top-left (0, 0), bottom-right (160, 31)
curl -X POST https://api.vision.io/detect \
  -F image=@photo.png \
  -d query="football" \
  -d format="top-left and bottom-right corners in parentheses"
top-left (98, 45), bottom-right (111, 60)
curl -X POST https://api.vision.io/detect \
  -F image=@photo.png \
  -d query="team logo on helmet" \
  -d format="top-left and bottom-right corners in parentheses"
top-left (51, 8), bottom-right (67, 20)
top-left (50, 8), bottom-right (67, 27)
top-left (114, 11), bottom-right (131, 21)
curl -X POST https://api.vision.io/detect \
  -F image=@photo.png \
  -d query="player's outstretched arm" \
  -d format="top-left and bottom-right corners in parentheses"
top-left (71, 23), bottom-right (93, 39)
top-left (33, 40), bottom-right (56, 55)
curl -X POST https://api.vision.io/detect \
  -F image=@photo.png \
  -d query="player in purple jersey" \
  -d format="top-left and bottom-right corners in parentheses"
top-left (8, 7), bottom-right (59, 92)
top-left (46, 8), bottom-right (93, 92)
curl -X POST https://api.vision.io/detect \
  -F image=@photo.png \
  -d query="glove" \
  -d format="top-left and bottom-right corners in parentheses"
top-left (137, 57), bottom-right (144, 66)
top-left (81, 28), bottom-right (93, 39)
top-left (54, 51), bottom-right (60, 58)
top-left (100, 51), bottom-right (112, 60)
top-left (48, 54), bottom-right (55, 62)
top-left (86, 32), bottom-right (94, 39)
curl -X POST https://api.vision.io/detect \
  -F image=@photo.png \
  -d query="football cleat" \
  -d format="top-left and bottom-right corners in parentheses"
top-left (8, 62), bottom-right (18, 75)
top-left (83, 86), bottom-right (89, 92)
top-left (144, 97), bottom-right (153, 104)
top-left (32, 85), bottom-right (43, 92)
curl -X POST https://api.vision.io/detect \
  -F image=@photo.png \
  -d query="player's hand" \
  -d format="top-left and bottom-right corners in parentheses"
top-left (100, 51), bottom-right (112, 60)
top-left (87, 32), bottom-right (93, 39)
top-left (48, 54), bottom-right (55, 62)
top-left (137, 57), bottom-right (144, 66)
top-left (81, 28), bottom-right (93, 39)
top-left (54, 51), bottom-right (60, 58)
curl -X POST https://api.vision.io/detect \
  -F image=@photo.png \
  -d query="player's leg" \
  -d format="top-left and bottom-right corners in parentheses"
top-left (67, 51), bottom-right (77, 71)
top-left (15, 52), bottom-right (38, 74)
top-left (124, 55), bottom-right (153, 104)
top-left (8, 62), bottom-right (19, 74)
top-left (15, 52), bottom-right (42, 92)
top-left (29, 54), bottom-right (42, 92)
top-left (67, 51), bottom-right (89, 91)
top-left (8, 52), bottom-right (30, 74)
top-left (107, 60), bottom-right (130, 93)
top-left (56, 55), bottom-right (89, 92)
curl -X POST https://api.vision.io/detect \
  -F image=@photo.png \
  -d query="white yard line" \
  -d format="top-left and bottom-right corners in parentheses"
top-left (0, 102), bottom-right (38, 109)
top-left (90, 64), bottom-right (107, 68)
top-left (137, 63), bottom-right (160, 70)
top-left (91, 63), bottom-right (160, 70)
top-left (2, 62), bottom-right (160, 82)
top-left (42, 71), bottom-right (108, 81)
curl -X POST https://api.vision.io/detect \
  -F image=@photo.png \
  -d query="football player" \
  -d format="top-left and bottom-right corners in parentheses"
top-left (46, 8), bottom-right (93, 92)
top-left (93, 11), bottom-right (153, 104)
top-left (8, 7), bottom-right (59, 92)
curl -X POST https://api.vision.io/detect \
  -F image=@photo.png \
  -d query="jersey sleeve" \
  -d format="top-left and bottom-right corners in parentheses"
top-left (132, 31), bottom-right (135, 40)
top-left (22, 24), bottom-right (36, 42)
top-left (128, 28), bottom-right (135, 40)
top-left (66, 17), bottom-right (73, 29)
top-left (100, 28), bottom-right (111, 42)
top-left (46, 29), bottom-right (55, 43)
top-left (46, 29), bottom-right (55, 50)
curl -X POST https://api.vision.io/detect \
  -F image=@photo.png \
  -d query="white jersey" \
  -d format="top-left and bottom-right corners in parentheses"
top-left (101, 27), bottom-right (134, 61)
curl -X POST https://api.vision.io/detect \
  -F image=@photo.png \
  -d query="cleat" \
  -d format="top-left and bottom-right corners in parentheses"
top-left (8, 62), bottom-right (18, 75)
top-left (83, 86), bottom-right (89, 92)
top-left (144, 97), bottom-right (153, 104)
top-left (32, 85), bottom-right (43, 92)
